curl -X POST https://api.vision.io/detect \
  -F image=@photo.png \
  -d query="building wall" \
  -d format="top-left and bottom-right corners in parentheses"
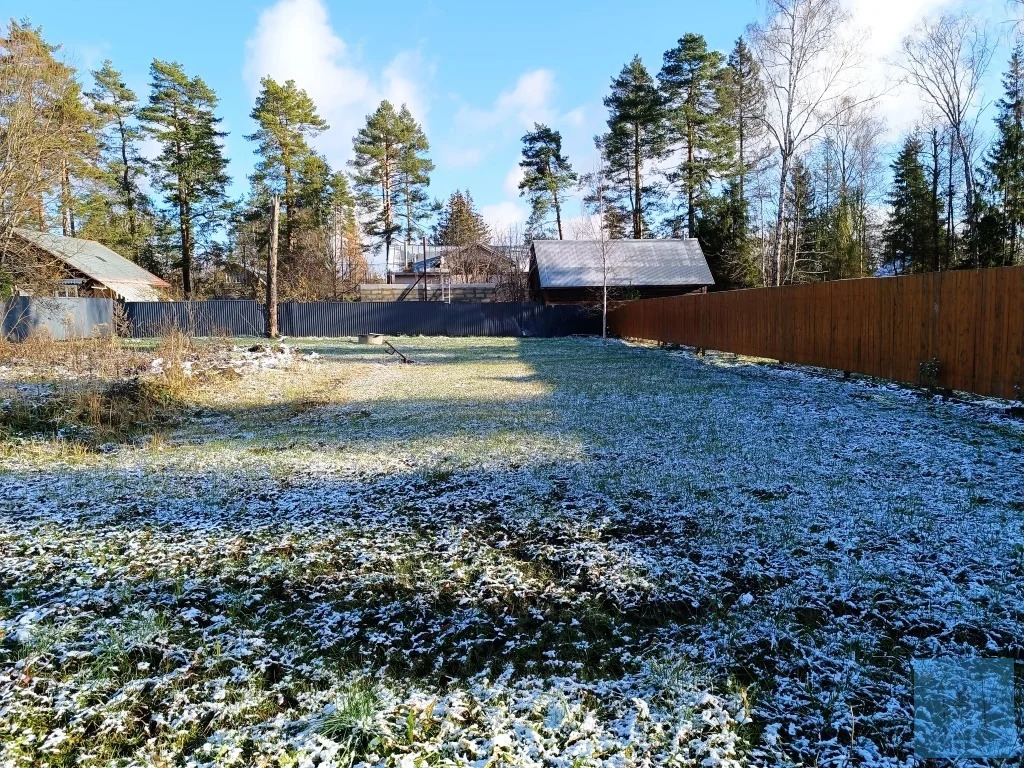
top-left (2, 297), bottom-right (114, 341)
top-left (359, 283), bottom-right (498, 302)
top-left (540, 285), bottom-right (705, 305)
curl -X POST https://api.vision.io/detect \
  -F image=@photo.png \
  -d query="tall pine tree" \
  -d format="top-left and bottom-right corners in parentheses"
top-left (140, 60), bottom-right (230, 297)
top-left (599, 56), bottom-right (667, 238)
top-left (395, 105), bottom-right (434, 245)
top-left (82, 60), bottom-right (154, 266)
top-left (658, 34), bottom-right (734, 238)
top-left (986, 44), bottom-right (1024, 266)
top-left (518, 123), bottom-right (577, 240)
top-left (350, 100), bottom-right (404, 264)
top-left (247, 77), bottom-right (328, 261)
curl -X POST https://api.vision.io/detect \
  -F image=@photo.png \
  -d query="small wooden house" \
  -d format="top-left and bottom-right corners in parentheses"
top-left (10, 229), bottom-right (169, 301)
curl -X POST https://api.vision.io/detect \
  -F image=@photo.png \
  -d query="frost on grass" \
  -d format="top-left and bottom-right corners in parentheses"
top-left (1, 337), bottom-right (1022, 767)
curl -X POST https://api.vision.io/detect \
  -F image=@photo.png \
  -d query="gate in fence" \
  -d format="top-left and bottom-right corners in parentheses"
top-left (123, 300), bottom-right (599, 339)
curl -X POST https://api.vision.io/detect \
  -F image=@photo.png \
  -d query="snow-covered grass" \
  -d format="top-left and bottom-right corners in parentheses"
top-left (1, 336), bottom-right (1022, 767)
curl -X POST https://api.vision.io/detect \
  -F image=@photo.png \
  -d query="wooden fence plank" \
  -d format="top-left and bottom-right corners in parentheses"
top-left (608, 267), bottom-right (1024, 400)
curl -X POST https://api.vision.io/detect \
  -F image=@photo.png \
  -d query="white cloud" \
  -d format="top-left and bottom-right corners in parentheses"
top-left (481, 201), bottom-right (528, 232)
top-left (457, 69), bottom-right (557, 132)
top-left (503, 165), bottom-right (525, 198)
top-left (243, 0), bottom-right (432, 166)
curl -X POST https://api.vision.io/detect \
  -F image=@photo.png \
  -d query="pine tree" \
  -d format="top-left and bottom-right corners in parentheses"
top-left (518, 123), bottom-right (577, 240)
top-left (883, 135), bottom-right (938, 274)
top-left (599, 56), bottom-right (667, 238)
top-left (247, 77), bottom-right (328, 260)
top-left (394, 105), bottom-right (435, 245)
top-left (986, 44), bottom-right (1024, 266)
top-left (54, 78), bottom-right (99, 238)
top-left (140, 60), bottom-right (230, 297)
top-left (725, 39), bottom-right (767, 214)
top-left (658, 34), bottom-right (735, 237)
top-left (350, 100), bottom-right (404, 264)
top-left (721, 37), bottom-right (768, 282)
top-left (82, 60), bottom-right (154, 266)
top-left (0, 20), bottom-right (95, 293)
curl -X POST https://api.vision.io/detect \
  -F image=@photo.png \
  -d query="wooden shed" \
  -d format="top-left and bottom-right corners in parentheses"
top-left (529, 239), bottom-right (714, 305)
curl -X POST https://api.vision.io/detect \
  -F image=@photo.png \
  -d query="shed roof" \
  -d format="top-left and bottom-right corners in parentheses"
top-left (531, 239), bottom-right (713, 288)
top-left (13, 228), bottom-right (170, 298)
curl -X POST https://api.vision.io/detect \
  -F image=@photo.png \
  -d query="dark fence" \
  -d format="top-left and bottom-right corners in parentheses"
top-left (124, 301), bottom-right (598, 339)
top-left (124, 300), bottom-right (266, 337)
top-left (609, 266), bottom-right (1024, 400)
top-left (3, 297), bottom-right (114, 341)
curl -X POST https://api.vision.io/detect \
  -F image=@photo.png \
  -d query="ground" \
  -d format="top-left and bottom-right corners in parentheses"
top-left (1, 336), bottom-right (1023, 767)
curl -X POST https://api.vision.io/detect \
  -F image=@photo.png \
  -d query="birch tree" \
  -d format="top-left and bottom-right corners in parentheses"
top-left (899, 14), bottom-right (994, 264)
top-left (750, 0), bottom-right (870, 285)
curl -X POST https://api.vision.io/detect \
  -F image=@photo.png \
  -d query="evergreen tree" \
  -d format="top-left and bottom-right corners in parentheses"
top-left (518, 123), bottom-right (577, 240)
top-left (722, 37), bottom-right (768, 282)
top-left (883, 135), bottom-right (938, 274)
top-left (658, 34), bottom-right (735, 237)
top-left (433, 190), bottom-right (489, 246)
top-left (784, 157), bottom-right (820, 281)
top-left (986, 44), bottom-right (1024, 266)
top-left (247, 77), bottom-right (328, 259)
top-left (394, 105), bottom-right (435, 245)
top-left (433, 190), bottom-right (490, 281)
top-left (350, 100), bottom-right (404, 263)
top-left (54, 78), bottom-right (99, 238)
top-left (0, 20), bottom-right (94, 293)
top-left (694, 181), bottom-right (753, 287)
top-left (82, 60), bottom-right (154, 266)
top-left (140, 60), bottom-right (230, 297)
top-left (599, 56), bottom-right (667, 238)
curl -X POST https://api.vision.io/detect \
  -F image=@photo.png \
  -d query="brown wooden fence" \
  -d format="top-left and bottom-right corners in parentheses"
top-left (608, 266), bottom-right (1024, 400)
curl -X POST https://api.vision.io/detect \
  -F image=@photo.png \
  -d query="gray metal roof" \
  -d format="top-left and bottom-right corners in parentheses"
top-left (531, 239), bottom-right (714, 288)
top-left (14, 229), bottom-right (169, 296)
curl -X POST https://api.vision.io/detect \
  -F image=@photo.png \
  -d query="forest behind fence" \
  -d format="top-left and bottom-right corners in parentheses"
top-left (609, 267), bottom-right (1024, 400)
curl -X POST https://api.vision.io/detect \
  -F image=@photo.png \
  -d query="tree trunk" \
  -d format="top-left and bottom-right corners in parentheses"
top-left (60, 159), bottom-right (74, 237)
top-left (553, 187), bottom-right (564, 240)
top-left (633, 123), bottom-right (643, 239)
top-left (687, 123), bottom-right (696, 238)
top-left (930, 128), bottom-right (941, 272)
top-left (283, 153), bottom-right (293, 261)
top-left (772, 153), bottom-right (791, 287)
top-left (266, 196), bottom-right (280, 338)
top-left (955, 129), bottom-right (976, 266)
top-left (947, 130), bottom-right (955, 266)
top-left (179, 200), bottom-right (192, 299)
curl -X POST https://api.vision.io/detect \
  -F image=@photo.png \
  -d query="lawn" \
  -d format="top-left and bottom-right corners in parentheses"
top-left (1, 336), bottom-right (1023, 767)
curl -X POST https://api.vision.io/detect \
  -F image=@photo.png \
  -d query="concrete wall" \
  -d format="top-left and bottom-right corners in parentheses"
top-left (359, 283), bottom-right (498, 302)
top-left (2, 297), bottom-right (114, 341)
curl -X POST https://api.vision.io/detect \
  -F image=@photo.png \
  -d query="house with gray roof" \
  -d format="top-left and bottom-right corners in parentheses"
top-left (529, 239), bottom-right (713, 304)
top-left (9, 229), bottom-right (170, 302)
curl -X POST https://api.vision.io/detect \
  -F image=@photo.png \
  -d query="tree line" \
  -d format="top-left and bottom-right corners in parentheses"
top-left (3, 1), bottom-right (1024, 300)
top-left (523, 0), bottom-right (1024, 288)
top-left (0, 19), bottom-right (503, 300)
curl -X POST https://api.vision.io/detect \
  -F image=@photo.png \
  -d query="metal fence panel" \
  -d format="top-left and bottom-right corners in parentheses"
top-left (124, 300), bottom-right (266, 338)
top-left (3, 297), bottom-right (114, 341)
top-left (124, 301), bottom-right (598, 339)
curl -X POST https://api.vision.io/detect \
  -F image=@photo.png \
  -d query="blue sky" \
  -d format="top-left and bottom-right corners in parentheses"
top-left (21, 0), bottom-right (1015, 243)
